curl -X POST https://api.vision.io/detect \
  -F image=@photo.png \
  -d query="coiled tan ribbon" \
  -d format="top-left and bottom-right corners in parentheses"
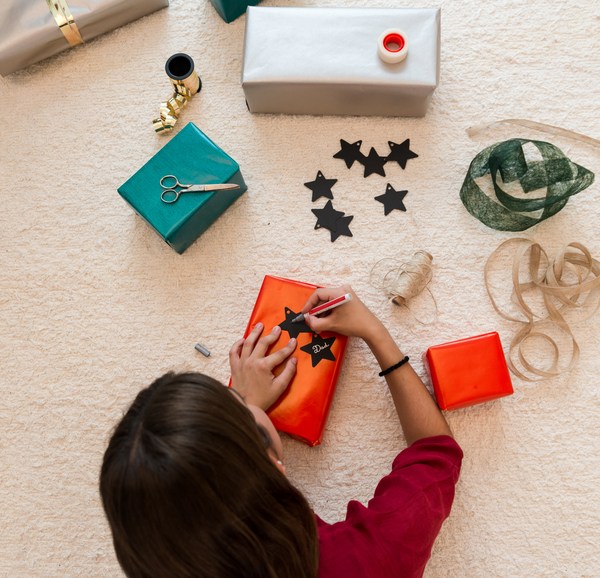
top-left (46, 0), bottom-right (84, 47)
top-left (467, 119), bottom-right (600, 150)
top-left (485, 238), bottom-right (600, 381)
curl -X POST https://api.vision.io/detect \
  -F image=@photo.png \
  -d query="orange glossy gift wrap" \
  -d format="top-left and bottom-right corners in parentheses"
top-left (237, 275), bottom-right (348, 446)
top-left (426, 332), bottom-right (513, 411)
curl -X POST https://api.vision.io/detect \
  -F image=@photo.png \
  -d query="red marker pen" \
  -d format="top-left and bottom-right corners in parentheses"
top-left (291, 293), bottom-right (352, 324)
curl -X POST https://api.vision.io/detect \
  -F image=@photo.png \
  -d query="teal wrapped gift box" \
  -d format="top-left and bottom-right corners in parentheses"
top-left (117, 123), bottom-right (246, 254)
top-left (209, 0), bottom-right (261, 23)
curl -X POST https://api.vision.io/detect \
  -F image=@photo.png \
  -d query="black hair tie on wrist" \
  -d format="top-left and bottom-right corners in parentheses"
top-left (378, 355), bottom-right (410, 377)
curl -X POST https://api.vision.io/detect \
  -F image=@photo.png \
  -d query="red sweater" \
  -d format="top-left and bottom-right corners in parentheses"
top-left (316, 435), bottom-right (463, 578)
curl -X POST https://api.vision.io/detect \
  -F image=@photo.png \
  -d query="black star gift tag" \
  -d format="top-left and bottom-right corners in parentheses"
top-left (333, 139), bottom-right (364, 169)
top-left (386, 139), bottom-right (418, 169)
top-left (300, 334), bottom-right (337, 367)
top-left (278, 307), bottom-right (313, 339)
top-left (361, 147), bottom-right (387, 177)
top-left (312, 200), bottom-right (344, 230)
top-left (375, 183), bottom-right (408, 215)
top-left (312, 201), bottom-right (354, 242)
top-left (304, 170), bottom-right (338, 202)
top-left (329, 215), bottom-right (353, 242)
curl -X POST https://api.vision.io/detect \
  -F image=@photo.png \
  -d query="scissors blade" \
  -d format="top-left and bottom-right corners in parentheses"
top-left (185, 184), bottom-right (241, 193)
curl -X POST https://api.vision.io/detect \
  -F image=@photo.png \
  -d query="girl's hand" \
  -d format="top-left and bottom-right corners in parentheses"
top-left (301, 285), bottom-right (384, 342)
top-left (229, 323), bottom-right (297, 411)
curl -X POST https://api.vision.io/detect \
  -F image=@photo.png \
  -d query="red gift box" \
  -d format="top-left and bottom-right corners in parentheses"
top-left (233, 275), bottom-right (347, 446)
top-left (426, 332), bottom-right (513, 410)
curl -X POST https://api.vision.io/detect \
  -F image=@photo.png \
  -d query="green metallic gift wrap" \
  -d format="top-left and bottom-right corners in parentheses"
top-left (209, 0), bottom-right (261, 23)
top-left (117, 123), bottom-right (246, 254)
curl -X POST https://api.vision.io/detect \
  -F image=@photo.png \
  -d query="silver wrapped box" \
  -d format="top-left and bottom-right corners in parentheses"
top-left (0, 0), bottom-right (169, 76)
top-left (242, 6), bottom-right (440, 117)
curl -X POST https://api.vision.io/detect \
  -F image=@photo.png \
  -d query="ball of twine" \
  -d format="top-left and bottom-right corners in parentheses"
top-left (370, 250), bottom-right (434, 308)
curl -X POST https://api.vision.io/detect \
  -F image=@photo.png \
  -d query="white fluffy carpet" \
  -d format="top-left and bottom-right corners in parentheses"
top-left (1, 1), bottom-right (599, 576)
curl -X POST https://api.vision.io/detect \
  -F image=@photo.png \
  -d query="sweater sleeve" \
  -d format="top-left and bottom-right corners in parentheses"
top-left (317, 435), bottom-right (463, 578)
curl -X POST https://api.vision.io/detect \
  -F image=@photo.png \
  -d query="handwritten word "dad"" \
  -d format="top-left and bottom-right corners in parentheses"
top-left (312, 343), bottom-right (331, 353)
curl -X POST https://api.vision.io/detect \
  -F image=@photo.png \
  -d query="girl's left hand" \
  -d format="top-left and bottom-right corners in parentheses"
top-left (229, 323), bottom-right (297, 410)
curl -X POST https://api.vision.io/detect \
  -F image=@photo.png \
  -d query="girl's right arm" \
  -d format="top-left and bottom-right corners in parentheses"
top-left (302, 286), bottom-right (453, 446)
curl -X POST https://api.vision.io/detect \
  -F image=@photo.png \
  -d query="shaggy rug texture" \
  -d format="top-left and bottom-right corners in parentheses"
top-left (1, 0), bottom-right (599, 576)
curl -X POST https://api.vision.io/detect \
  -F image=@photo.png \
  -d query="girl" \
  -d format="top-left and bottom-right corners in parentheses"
top-left (100, 286), bottom-right (462, 578)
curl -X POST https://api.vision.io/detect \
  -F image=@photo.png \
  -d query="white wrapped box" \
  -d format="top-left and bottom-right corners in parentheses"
top-left (242, 6), bottom-right (441, 117)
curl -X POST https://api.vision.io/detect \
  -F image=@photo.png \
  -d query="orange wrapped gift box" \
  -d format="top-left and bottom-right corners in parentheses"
top-left (426, 332), bottom-right (513, 411)
top-left (237, 275), bottom-right (348, 446)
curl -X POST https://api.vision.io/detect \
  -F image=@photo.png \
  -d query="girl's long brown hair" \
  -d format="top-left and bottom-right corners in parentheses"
top-left (100, 373), bottom-right (318, 578)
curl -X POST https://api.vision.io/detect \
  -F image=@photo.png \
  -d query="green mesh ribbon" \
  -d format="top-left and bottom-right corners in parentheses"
top-left (460, 139), bottom-right (595, 231)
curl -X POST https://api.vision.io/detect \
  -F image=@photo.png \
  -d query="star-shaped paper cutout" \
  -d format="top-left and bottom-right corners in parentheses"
top-left (328, 215), bottom-right (353, 242)
top-left (333, 139), bottom-right (364, 169)
top-left (304, 170), bottom-right (338, 202)
top-left (361, 147), bottom-right (387, 177)
top-left (386, 139), bottom-right (418, 169)
top-left (312, 201), bottom-right (354, 242)
top-left (300, 334), bottom-right (337, 367)
top-left (278, 307), bottom-right (313, 339)
top-left (312, 200), bottom-right (344, 230)
top-left (375, 183), bottom-right (408, 215)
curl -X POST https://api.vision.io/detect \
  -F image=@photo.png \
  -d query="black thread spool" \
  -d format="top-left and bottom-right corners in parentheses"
top-left (165, 53), bottom-right (202, 95)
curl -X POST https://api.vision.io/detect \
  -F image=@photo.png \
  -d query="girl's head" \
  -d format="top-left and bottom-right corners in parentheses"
top-left (100, 372), bottom-right (318, 578)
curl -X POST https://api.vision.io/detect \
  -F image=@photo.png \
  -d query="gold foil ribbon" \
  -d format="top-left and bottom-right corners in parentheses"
top-left (485, 238), bottom-right (600, 381)
top-left (152, 85), bottom-right (191, 133)
top-left (46, 0), bottom-right (84, 47)
top-left (153, 73), bottom-right (201, 134)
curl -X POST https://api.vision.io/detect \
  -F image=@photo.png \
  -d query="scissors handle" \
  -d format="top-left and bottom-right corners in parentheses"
top-left (160, 175), bottom-right (185, 190)
top-left (160, 189), bottom-right (180, 204)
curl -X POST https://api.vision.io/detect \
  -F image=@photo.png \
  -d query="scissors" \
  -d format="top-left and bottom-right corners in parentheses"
top-left (160, 175), bottom-right (240, 204)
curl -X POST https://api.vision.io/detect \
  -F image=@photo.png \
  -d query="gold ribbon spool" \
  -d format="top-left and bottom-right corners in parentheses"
top-left (46, 0), bottom-right (84, 47)
top-left (153, 54), bottom-right (201, 134)
top-left (170, 74), bottom-right (200, 96)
